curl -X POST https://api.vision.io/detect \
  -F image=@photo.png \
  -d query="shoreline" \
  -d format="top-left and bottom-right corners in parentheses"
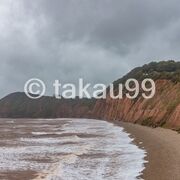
top-left (1, 118), bottom-right (180, 179)
top-left (111, 120), bottom-right (180, 180)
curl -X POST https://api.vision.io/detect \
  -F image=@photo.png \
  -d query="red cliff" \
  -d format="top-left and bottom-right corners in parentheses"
top-left (92, 79), bottom-right (180, 129)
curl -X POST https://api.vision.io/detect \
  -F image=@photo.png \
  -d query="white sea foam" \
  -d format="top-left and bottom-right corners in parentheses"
top-left (31, 132), bottom-right (63, 135)
top-left (36, 119), bottom-right (147, 180)
top-left (0, 118), bottom-right (146, 180)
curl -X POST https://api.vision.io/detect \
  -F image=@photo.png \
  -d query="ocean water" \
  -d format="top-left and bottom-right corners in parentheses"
top-left (0, 118), bottom-right (146, 180)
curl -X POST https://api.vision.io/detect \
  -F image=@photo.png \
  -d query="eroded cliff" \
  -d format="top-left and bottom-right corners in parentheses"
top-left (92, 61), bottom-right (180, 130)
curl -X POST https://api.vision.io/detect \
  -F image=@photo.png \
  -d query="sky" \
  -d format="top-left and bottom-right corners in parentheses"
top-left (0, 0), bottom-right (180, 98)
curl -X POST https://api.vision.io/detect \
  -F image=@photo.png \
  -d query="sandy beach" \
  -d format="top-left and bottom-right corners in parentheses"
top-left (113, 121), bottom-right (180, 180)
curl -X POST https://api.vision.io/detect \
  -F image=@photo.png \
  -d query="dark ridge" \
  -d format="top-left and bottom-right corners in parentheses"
top-left (0, 92), bottom-right (96, 118)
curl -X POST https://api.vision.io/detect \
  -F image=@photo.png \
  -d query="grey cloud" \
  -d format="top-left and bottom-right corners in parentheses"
top-left (25, 0), bottom-right (180, 51)
top-left (0, 0), bottom-right (180, 97)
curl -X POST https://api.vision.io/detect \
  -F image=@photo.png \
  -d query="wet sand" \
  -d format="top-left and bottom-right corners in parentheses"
top-left (113, 121), bottom-right (180, 180)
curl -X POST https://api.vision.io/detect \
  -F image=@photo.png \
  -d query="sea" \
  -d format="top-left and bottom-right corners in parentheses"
top-left (0, 118), bottom-right (146, 180)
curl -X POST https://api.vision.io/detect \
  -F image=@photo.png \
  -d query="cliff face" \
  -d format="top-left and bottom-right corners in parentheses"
top-left (0, 61), bottom-right (180, 130)
top-left (0, 81), bottom-right (179, 129)
top-left (92, 80), bottom-right (180, 129)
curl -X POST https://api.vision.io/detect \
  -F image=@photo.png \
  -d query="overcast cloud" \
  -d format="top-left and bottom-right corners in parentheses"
top-left (0, 0), bottom-right (180, 97)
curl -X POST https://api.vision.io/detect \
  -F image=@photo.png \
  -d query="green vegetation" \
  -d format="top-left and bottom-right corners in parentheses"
top-left (141, 117), bottom-right (157, 128)
top-left (167, 99), bottom-right (180, 114)
top-left (113, 60), bottom-right (180, 88)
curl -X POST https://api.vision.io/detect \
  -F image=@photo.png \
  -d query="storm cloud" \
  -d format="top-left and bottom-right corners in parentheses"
top-left (0, 0), bottom-right (180, 97)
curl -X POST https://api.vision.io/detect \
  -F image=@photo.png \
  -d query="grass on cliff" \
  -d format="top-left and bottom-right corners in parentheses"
top-left (141, 117), bottom-right (158, 128)
top-left (167, 99), bottom-right (180, 114)
top-left (113, 60), bottom-right (180, 89)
